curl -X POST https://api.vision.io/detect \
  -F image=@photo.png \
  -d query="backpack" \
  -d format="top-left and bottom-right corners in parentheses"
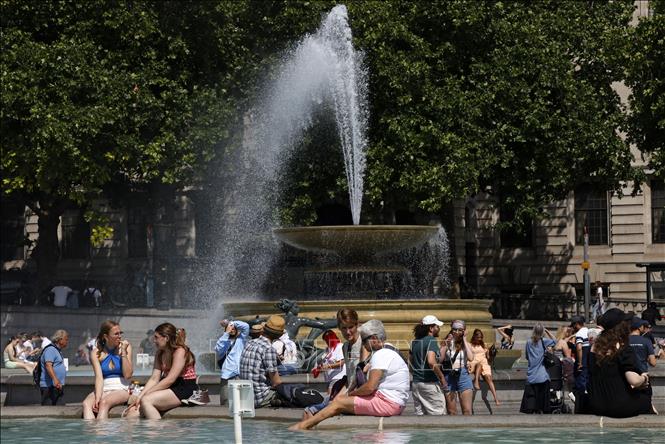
top-left (275, 383), bottom-right (324, 408)
top-left (32, 344), bottom-right (58, 387)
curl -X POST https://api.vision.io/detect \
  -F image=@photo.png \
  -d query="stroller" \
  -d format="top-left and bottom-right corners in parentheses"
top-left (546, 357), bottom-right (572, 413)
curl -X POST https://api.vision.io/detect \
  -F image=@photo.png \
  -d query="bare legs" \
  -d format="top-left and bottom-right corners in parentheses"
top-left (445, 390), bottom-right (473, 415)
top-left (82, 390), bottom-right (131, 419)
top-left (139, 389), bottom-right (181, 419)
top-left (482, 373), bottom-right (501, 405)
top-left (289, 392), bottom-right (356, 431)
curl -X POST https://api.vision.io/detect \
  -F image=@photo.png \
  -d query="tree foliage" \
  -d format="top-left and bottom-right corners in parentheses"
top-left (625, 0), bottom-right (665, 179)
top-left (347, 0), bottom-right (642, 226)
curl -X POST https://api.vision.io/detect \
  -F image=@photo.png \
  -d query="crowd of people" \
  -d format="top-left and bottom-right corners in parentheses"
top-left (2, 302), bottom-right (660, 425)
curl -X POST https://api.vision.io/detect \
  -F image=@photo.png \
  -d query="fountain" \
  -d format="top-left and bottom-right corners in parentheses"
top-left (210, 5), bottom-right (492, 349)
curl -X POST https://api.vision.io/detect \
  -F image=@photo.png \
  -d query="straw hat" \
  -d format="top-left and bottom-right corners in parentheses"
top-left (264, 315), bottom-right (285, 337)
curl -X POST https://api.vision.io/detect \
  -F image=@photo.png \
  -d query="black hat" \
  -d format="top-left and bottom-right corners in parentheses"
top-left (597, 308), bottom-right (632, 330)
top-left (569, 315), bottom-right (585, 327)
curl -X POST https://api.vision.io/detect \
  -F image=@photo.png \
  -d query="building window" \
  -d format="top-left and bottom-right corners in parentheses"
top-left (575, 189), bottom-right (609, 245)
top-left (127, 205), bottom-right (149, 258)
top-left (61, 211), bottom-right (90, 259)
top-left (652, 180), bottom-right (665, 243)
top-left (1, 202), bottom-right (26, 261)
top-left (499, 203), bottom-right (533, 248)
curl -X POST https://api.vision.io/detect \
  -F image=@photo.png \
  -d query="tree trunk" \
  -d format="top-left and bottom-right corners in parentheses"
top-left (31, 207), bottom-right (63, 304)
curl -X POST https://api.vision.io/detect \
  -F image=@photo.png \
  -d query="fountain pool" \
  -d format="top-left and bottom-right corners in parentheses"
top-left (1, 419), bottom-right (662, 444)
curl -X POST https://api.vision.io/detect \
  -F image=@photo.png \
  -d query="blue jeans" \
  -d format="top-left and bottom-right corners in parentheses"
top-left (277, 364), bottom-right (299, 376)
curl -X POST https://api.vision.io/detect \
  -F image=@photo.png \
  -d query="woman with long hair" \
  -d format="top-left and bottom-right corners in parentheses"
top-left (126, 323), bottom-right (197, 419)
top-left (3, 335), bottom-right (36, 374)
top-left (520, 323), bottom-right (555, 413)
top-left (588, 308), bottom-right (653, 417)
top-left (439, 320), bottom-right (475, 415)
top-left (82, 320), bottom-right (133, 419)
top-left (469, 329), bottom-right (500, 405)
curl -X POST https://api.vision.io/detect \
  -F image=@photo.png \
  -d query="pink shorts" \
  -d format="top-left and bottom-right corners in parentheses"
top-left (353, 391), bottom-right (404, 417)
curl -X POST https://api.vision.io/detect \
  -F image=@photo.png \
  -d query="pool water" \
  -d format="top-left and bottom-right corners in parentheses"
top-left (1, 419), bottom-right (661, 444)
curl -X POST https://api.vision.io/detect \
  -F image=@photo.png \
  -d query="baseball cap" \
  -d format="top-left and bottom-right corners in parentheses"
top-left (630, 316), bottom-right (648, 330)
top-left (422, 315), bottom-right (444, 327)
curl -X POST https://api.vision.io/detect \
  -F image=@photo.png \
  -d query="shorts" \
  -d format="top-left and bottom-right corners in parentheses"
top-left (412, 381), bottom-right (446, 415)
top-left (445, 368), bottom-right (473, 393)
top-left (103, 376), bottom-right (129, 392)
top-left (4, 360), bottom-right (19, 369)
top-left (169, 377), bottom-right (197, 400)
top-left (353, 391), bottom-right (404, 417)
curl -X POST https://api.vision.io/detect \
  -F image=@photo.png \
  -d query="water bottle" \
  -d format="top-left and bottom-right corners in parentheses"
top-left (130, 380), bottom-right (142, 396)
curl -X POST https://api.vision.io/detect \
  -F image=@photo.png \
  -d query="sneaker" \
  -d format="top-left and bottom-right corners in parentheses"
top-left (187, 389), bottom-right (210, 406)
top-left (568, 392), bottom-right (576, 403)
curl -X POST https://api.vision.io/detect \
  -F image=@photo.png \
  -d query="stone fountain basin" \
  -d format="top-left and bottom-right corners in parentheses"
top-left (273, 225), bottom-right (439, 256)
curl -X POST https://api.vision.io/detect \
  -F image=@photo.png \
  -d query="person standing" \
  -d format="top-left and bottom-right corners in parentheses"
top-left (239, 315), bottom-right (284, 408)
top-left (440, 320), bottom-right (475, 415)
top-left (410, 315), bottom-right (448, 415)
top-left (40, 329), bottom-right (69, 405)
top-left (629, 316), bottom-right (657, 409)
top-left (591, 281), bottom-right (605, 322)
top-left (520, 323), bottom-right (555, 414)
top-left (215, 319), bottom-right (249, 405)
top-left (570, 315), bottom-right (590, 401)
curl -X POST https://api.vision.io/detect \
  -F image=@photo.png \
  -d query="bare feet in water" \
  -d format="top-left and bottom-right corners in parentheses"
top-left (288, 422), bottom-right (306, 431)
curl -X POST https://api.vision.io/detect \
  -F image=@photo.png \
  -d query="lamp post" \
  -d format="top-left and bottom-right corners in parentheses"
top-left (582, 225), bottom-right (590, 321)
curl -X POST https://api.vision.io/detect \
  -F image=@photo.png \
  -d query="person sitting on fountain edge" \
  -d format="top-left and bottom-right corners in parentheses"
top-left (289, 319), bottom-right (410, 431)
top-left (239, 315), bottom-right (284, 408)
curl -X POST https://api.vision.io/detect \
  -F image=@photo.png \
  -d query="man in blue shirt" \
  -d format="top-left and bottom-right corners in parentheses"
top-left (40, 329), bottom-right (69, 405)
top-left (215, 319), bottom-right (249, 405)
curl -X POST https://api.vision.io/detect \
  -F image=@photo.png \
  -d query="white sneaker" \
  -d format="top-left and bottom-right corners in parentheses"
top-left (568, 392), bottom-right (576, 403)
top-left (187, 389), bottom-right (210, 406)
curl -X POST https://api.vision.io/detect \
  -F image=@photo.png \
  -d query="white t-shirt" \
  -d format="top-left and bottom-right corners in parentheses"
top-left (323, 343), bottom-right (345, 383)
top-left (576, 327), bottom-right (590, 347)
top-left (368, 348), bottom-right (410, 406)
top-left (52, 286), bottom-right (72, 307)
top-left (273, 333), bottom-right (298, 365)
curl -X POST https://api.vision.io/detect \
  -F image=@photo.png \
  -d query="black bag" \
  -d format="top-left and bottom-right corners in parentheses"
top-left (275, 383), bottom-right (324, 408)
top-left (542, 340), bottom-right (557, 368)
top-left (32, 344), bottom-right (58, 387)
top-left (488, 344), bottom-right (498, 366)
top-left (441, 349), bottom-right (460, 375)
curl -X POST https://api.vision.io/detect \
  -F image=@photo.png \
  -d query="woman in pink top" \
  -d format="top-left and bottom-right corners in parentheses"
top-left (126, 323), bottom-right (197, 419)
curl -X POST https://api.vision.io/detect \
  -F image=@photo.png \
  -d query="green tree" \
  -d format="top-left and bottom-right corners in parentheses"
top-left (625, 0), bottom-right (665, 179)
top-left (271, 1), bottom-right (643, 229)
top-left (1, 1), bottom-right (232, 291)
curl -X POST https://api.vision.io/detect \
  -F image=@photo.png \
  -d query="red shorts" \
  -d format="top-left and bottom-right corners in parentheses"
top-left (353, 391), bottom-right (404, 417)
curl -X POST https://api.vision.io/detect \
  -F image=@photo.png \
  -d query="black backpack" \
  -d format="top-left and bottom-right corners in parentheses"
top-left (275, 383), bottom-right (324, 408)
top-left (32, 344), bottom-right (58, 387)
